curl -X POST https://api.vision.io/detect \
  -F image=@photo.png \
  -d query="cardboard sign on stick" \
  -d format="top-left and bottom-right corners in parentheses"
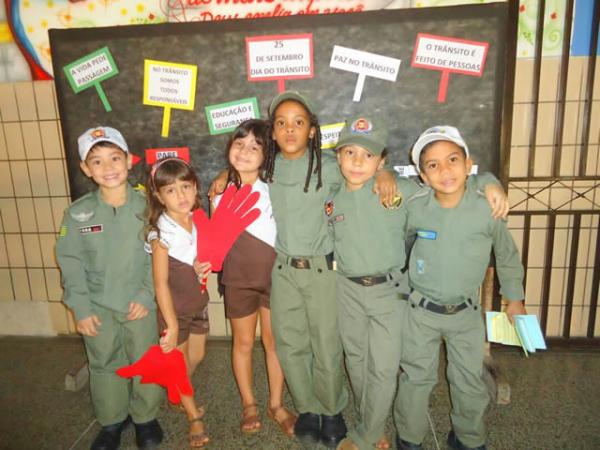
top-left (63, 47), bottom-right (119, 112)
top-left (411, 33), bottom-right (489, 103)
top-left (145, 147), bottom-right (190, 165)
top-left (330, 45), bottom-right (401, 102)
top-left (246, 34), bottom-right (313, 92)
top-left (143, 59), bottom-right (198, 137)
top-left (205, 98), bottom-right (260, 135)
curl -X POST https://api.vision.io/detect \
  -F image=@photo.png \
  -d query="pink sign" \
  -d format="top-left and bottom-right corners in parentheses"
top-left (246, 34), bottom-right (314, 92)
top-left (411, 33), bottom-right (489, 103)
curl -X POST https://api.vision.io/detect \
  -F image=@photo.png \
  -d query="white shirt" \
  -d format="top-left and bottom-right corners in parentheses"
top-left (214, 179), bottom-right (276, 248)
top-left (145, 213), bottom-right (197, 266)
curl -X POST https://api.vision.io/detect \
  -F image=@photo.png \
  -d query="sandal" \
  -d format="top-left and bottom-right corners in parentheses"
top-left (240, 403), bottom-right (261, 435)
top-left (267, 405), bottom-right (297, 438)
top-left (189, 417), bottom-right (209, 448)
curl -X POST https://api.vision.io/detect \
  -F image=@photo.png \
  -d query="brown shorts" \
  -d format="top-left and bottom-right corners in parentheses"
top-left (157, 256), bottom-right (210, 345)
top-left (224, 285), bottom-right (270, 319)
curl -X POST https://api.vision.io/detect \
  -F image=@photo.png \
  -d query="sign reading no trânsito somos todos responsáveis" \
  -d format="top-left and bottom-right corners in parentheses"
top-left (246, 34), bottom-right (313, 93)
top-left (329, 45), bottom-right (401, 102)
top-left (143, 59), bottom-right (198, 138)
top-left (63, 47), bottom-right (119, 112)
top-left (411, 33), bottom-right (489, 103)
top-left (205, 97), bottom-right (260, 135)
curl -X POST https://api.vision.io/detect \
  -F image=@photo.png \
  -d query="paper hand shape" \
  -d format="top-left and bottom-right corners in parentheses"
top-left (192, 184), bottom-right (261, 272)
top-left (116, 345), bottom-right (193, 404)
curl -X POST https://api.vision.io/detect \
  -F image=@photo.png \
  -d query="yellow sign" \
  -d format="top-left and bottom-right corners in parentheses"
top-left (143, 59), bottom-right (198, 137)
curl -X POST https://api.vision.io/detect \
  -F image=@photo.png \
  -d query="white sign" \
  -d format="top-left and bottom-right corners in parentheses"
top-left (330, 45), bottom-right (401, 102)
top-left (246, 34), bottom-right (313, 86)
top-left (412, 35), bottom-right (488, 75)
top-left (394, 164), bottom-right (478, 177)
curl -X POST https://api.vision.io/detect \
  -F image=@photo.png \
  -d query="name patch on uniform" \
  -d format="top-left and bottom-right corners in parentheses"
top-left (416, 229), bottom-right (437, 240)
top-left (78, 224), bottom-right (103, 234)
top-left (328, 214), bottom-right (345, 225)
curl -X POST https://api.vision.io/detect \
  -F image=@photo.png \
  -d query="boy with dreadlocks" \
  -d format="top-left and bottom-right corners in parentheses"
top-left (264, 91), bottom-right (396, 448)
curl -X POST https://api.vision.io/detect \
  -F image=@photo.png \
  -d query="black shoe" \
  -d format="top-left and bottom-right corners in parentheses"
top-left (395, 434), bottom-right (423, 450)
top-left (294, 412), bottom-right (321, 444)
top-left (320, 413), bottom-right (347, 448)
top-left (134, 419), bottom-right (163, 449)
top-left (447, 430), bottom-right (487, 450)
top-left (91, 417), bottom-right (130, 450)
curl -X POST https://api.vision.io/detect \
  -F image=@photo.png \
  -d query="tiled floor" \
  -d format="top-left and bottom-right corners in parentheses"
top-left (0, 337), bottom-right (598, 450)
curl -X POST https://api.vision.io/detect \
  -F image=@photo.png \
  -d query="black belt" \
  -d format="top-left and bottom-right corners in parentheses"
top-left (417, 297), bottom-right (472, 315)
top-left (347, 275), bottom-right (388, 286)
top-left (285, 253), bottom-right (334, 270)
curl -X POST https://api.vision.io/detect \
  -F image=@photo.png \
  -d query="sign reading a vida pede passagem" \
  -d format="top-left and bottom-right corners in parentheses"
top-left (205, 98), bottom-right (260, 135)
top-left (330, 45), bottom-right (401, 102)
top-left (143, 59), bottom-right (198, 137)
top-left (246, 34), bottom-right (313, 92)
top-left (412, 33), bottom-right (489, 103)
top-left (63, 47), bottom-right (119, 112)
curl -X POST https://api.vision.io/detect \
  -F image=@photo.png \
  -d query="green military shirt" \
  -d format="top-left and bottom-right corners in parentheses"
top-left (56, 184), bottom-right (155, 321)
top-left (329, 178), bottom-right (419, 277)
top-left (405, 182), bottom-right (524, 304)
top-left (269, 150), bottom-right (343, 257)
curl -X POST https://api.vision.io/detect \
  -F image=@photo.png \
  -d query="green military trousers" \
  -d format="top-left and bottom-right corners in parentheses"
top-left (394, 294), bottom-right (488, 448)
top-left (270, 253), bottom-right (348, 415)
top-left (83, 306), bottom-right (163, 426)
top-left (337, 273), bottom-right (408, 450)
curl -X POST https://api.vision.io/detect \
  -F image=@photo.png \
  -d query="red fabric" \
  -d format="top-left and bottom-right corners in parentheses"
top-left (115, 345), bottom-right (193, 404)
top-left (192, 184), bottom-right (260, 272)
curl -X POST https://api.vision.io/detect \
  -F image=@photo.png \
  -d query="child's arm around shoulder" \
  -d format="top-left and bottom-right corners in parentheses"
top-left (55, 201), bottom-right (101, 336)
top-left (470, 172), bottom-right (509, 219)
top-left (150, 239), bottom-right (179, 352)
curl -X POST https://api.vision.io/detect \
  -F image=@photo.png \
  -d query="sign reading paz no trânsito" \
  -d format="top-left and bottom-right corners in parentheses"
top-left (145, 147), bottom-right (190, 165)
top-left (246, 34), bottom-right (313, 93)
top-left (143, 59), bottom-right (198, 138)
top-left (63, 47), bottom-right (119, 112)
top-left (329, 45), bottom-right (401, 102)
top-left (320, 122), bottom-right (345, 149)
top-left (205, 97), bottom-right (260, 135)
top-left (412, 33), bottom-right (489, 103)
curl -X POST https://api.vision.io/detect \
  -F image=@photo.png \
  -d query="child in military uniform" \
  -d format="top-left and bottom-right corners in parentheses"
top-left (56, 127), bottom-right (163, 450)
top-left (331, 118), bottom-right (510, 450)
top-left (394, 126), bottom-right (527, 450)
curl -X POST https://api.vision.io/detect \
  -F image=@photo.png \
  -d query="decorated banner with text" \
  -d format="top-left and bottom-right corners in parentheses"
top-left (50, 4), bottom-right (512, 200)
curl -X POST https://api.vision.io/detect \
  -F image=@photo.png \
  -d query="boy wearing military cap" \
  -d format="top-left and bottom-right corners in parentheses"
top-left (330, 115), bottom-right (419, 450)
top-left (56, 127), bottom-right (163, 450)
top-left (394, 126), bottom-right (526, 450)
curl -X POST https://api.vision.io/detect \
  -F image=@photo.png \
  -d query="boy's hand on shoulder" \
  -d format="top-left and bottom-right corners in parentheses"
top-left (160, 328), bottom-right (178, 353)
top-left (484, 184), bottom-right (509, 220)
top-left (373, 170), bottom-right (397, 207)
top-left (505, 300), bottom-right (527, 324)
top-left (77, 315), bottom-right (101, 337)
top-left (127, 302), bottom-right (149, 321)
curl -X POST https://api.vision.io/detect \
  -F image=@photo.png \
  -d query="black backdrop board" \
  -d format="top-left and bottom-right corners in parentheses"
top-left (50, 3), bottom-right (512, 201)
